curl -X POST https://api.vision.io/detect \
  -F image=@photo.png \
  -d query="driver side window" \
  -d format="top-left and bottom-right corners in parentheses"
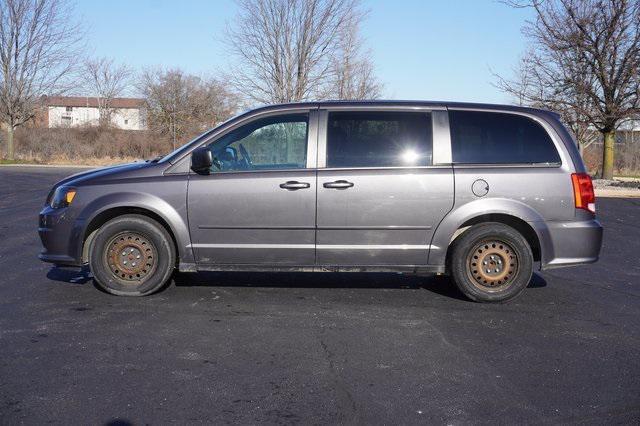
top-left (208, 114), bottom-right (308, 172)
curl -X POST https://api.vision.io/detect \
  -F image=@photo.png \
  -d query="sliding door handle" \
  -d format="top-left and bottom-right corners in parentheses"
top-left (279, 181), bottom-right (310, 190)
top-left (323, 180), bottom-right (354, 189)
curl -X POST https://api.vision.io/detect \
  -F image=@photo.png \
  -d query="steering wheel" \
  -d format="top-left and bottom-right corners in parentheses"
top-left (238, 143), bottom-right (252, 168)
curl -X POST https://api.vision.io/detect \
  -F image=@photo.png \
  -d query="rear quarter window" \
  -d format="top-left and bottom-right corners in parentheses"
top-left (449, 110), bottom-right (561, 165)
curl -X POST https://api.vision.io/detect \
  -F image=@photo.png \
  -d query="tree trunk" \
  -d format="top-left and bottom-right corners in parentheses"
top-left (601, 130), bottom-right (615, 180)
top-left (6, 126), bottom-right (14, 161)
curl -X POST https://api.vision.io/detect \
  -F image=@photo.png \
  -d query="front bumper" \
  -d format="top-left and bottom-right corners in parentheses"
top-left (38, 206), bottom-right (85, 267)
top-left (537, 218), bottom-right (603, 269)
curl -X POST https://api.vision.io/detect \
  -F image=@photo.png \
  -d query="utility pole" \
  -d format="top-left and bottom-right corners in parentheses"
top-left (172, 112), bottom-right (177, 151)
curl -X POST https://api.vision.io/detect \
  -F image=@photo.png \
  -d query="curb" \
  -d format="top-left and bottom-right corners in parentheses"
top-left (595, 189), bottom-right (640, 198)
top-left (0, 163), bottom-right (98, 169)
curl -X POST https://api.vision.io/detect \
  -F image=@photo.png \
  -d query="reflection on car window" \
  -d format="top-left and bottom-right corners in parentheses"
top-left (449, 110), bottom-right (561, 164)
top-left (326, 111), bottom-right (433, 168)
top-left (207, 114), bottom-right (308, 172)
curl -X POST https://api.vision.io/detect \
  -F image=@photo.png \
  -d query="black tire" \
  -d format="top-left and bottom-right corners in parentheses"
top-left (447, 222), bottom-right (533, 303)
top-left (89, 214), bottom-right (176, 296)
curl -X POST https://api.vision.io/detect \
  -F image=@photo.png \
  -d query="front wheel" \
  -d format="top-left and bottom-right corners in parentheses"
top-left (447, 223), bottom-right (533, 303)
top-left (89, 214), bottom-right (176, 296)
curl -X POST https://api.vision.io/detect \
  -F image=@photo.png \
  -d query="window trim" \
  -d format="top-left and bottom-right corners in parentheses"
top-left (451, 163), bottom-right (563, 169)
top-left (184, 108), bottom-right (318, 175)
top-left (317, 107), bottom-right (444, 169)
top-left (169, 104), bottom-right (569, 175)
top-left (447, 107), bottom-right (567, 168)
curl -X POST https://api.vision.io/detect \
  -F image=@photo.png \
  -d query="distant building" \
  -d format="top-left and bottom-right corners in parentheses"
top-left (39, 96), bottom-right (147, 130)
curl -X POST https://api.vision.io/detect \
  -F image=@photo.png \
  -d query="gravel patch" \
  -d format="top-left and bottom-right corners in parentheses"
top-left (593, 178), bottom-right (640, 197)
top-left (593, 179), bottom-right (640, 189)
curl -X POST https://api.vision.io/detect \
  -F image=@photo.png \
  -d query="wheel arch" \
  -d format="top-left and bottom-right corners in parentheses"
top-left (77, 192), bottom-right (194, 267)
top-left (449, 214), bottom-right (541, 263)
top-left (82, 207), bottom-right (178, 263)
top-left (429, 198), bottom-right (552, 268)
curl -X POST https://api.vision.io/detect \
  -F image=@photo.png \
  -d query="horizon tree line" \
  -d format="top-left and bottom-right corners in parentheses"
top-left (496, 0), bottom-right (640, 180)
top-left (2, 0), bottom-right (640, 179)
top-left (0, 0), bottom-right (382, 159)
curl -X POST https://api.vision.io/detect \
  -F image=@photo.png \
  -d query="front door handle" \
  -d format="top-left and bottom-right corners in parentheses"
top-left (323, 180), bottom-right (354, 189)
top-left (279, 181), bottom-right (310, 190)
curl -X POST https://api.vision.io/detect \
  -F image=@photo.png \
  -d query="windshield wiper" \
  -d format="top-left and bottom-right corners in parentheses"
top-left (146, 155), bottom-right (163, 163)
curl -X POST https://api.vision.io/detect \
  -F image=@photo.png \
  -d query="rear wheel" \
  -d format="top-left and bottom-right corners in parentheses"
top-left (89, 214), bottom-right (176, 296)
top-left (448, 223), bottom-right (533, 302)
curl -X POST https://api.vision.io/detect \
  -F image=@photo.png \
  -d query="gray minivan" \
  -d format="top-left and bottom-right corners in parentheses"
top-left (38, 101), bottom-right (603, 302)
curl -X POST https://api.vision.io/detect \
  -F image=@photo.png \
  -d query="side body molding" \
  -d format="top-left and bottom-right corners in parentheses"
top-left (427, 197), bottom-right (553, 267)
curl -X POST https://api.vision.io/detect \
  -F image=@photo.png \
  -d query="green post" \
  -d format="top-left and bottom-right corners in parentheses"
top-left (601, 130), bottom-right (615, 180)
top-left (6, 126), bottom-right (14, 161)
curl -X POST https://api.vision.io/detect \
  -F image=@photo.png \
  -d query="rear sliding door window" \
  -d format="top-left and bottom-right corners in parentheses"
top-left (326, 111), bottom-right (433, 168)
top-left (449, 110), bottom-right (561, 165)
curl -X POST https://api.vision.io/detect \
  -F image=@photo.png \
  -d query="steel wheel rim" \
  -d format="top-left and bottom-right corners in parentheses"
top-left (466, 240), bottom-right (518, 292)
top-left (105, 232), bottom-right (157, 284)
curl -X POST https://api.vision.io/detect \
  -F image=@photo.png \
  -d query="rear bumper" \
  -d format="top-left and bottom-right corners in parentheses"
top-left (38, 206), bottom-right (85, 267)
top-left (538, 218), bottom-right (603, 270)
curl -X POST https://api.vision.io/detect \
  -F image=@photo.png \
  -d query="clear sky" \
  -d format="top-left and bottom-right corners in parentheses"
top-left (73, 0), bottom-right (534, 103)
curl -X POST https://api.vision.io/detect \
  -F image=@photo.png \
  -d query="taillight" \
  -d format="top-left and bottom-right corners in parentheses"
top-left (571, 173), bottom-right (595, 213)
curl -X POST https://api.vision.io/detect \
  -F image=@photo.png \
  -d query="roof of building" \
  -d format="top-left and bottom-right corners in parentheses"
top-left (43, 96), bottom-right (145, 109)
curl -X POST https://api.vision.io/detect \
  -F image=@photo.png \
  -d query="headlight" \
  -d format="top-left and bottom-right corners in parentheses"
top-left (50, 186), bottom-right (77, 209)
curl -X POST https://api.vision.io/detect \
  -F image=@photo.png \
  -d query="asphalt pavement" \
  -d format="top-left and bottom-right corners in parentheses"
top-left (0, 166), bottom-right (639, 425)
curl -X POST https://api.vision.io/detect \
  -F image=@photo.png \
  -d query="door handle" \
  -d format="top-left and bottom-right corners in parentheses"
top-left (279, 181), bottom-right (310, 190)
top-left (323, 180), bottom-right (354, 189)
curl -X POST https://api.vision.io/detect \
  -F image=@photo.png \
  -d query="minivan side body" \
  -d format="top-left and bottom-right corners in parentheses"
top-left (38, 101), bottom-right (603, 301)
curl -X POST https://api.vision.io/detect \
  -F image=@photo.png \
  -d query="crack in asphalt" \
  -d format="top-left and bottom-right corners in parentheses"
top-left (317, 331), bottom-right (360, 424)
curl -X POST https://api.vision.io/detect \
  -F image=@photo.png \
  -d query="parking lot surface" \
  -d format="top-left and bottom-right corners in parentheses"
top-left (1, 166), bottom-right (639, 424)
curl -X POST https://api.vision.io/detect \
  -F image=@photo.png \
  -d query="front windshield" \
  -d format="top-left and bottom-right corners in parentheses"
top-left (157, 128), bottom-right (216, 163)
top-left (158, 110), bottom-right (250, 163)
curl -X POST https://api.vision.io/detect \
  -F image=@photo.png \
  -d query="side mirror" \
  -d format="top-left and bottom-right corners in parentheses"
top-left (191, 147), bottom-right (213, 174)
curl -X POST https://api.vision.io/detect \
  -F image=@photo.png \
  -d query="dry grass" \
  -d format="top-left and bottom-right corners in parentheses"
top-left (3, 126), bottom-right (640, 175)
top-left (583, 141), bottom-right (640, 177)
top-left (3, 126), bottom-right (176, 165)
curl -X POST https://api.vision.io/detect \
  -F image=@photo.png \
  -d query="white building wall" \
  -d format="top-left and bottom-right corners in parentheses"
top-left (110, 108), bottom-right (145, 130)
top-left (48, 106), bottom-right (146, 130)
top-left (49, 106), bottom-right (99, 127)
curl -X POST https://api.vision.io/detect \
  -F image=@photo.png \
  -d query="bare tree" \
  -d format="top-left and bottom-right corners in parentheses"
top-left (139, 68), bottom-right (238, 149)
top-left (224, 0), bottom-right (374, 104)
top-left (82, 57), bottom-right (132, 127)
top-left (327, 16), bottom-right (383, 100)
top-left (0, 0), bottom-right (82, 160)
top-left (497, 0), bottom-right (640, 179)
top-left (496, 50), bottom-right (599, 155)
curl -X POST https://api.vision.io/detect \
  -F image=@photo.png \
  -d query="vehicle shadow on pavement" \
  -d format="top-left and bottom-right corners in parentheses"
top-left (46, 266), bottom-right (92, 285)
top-left (44, 267), bottom-right (546, 301)
top-left (174, 271), bottom-right (547, 301)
